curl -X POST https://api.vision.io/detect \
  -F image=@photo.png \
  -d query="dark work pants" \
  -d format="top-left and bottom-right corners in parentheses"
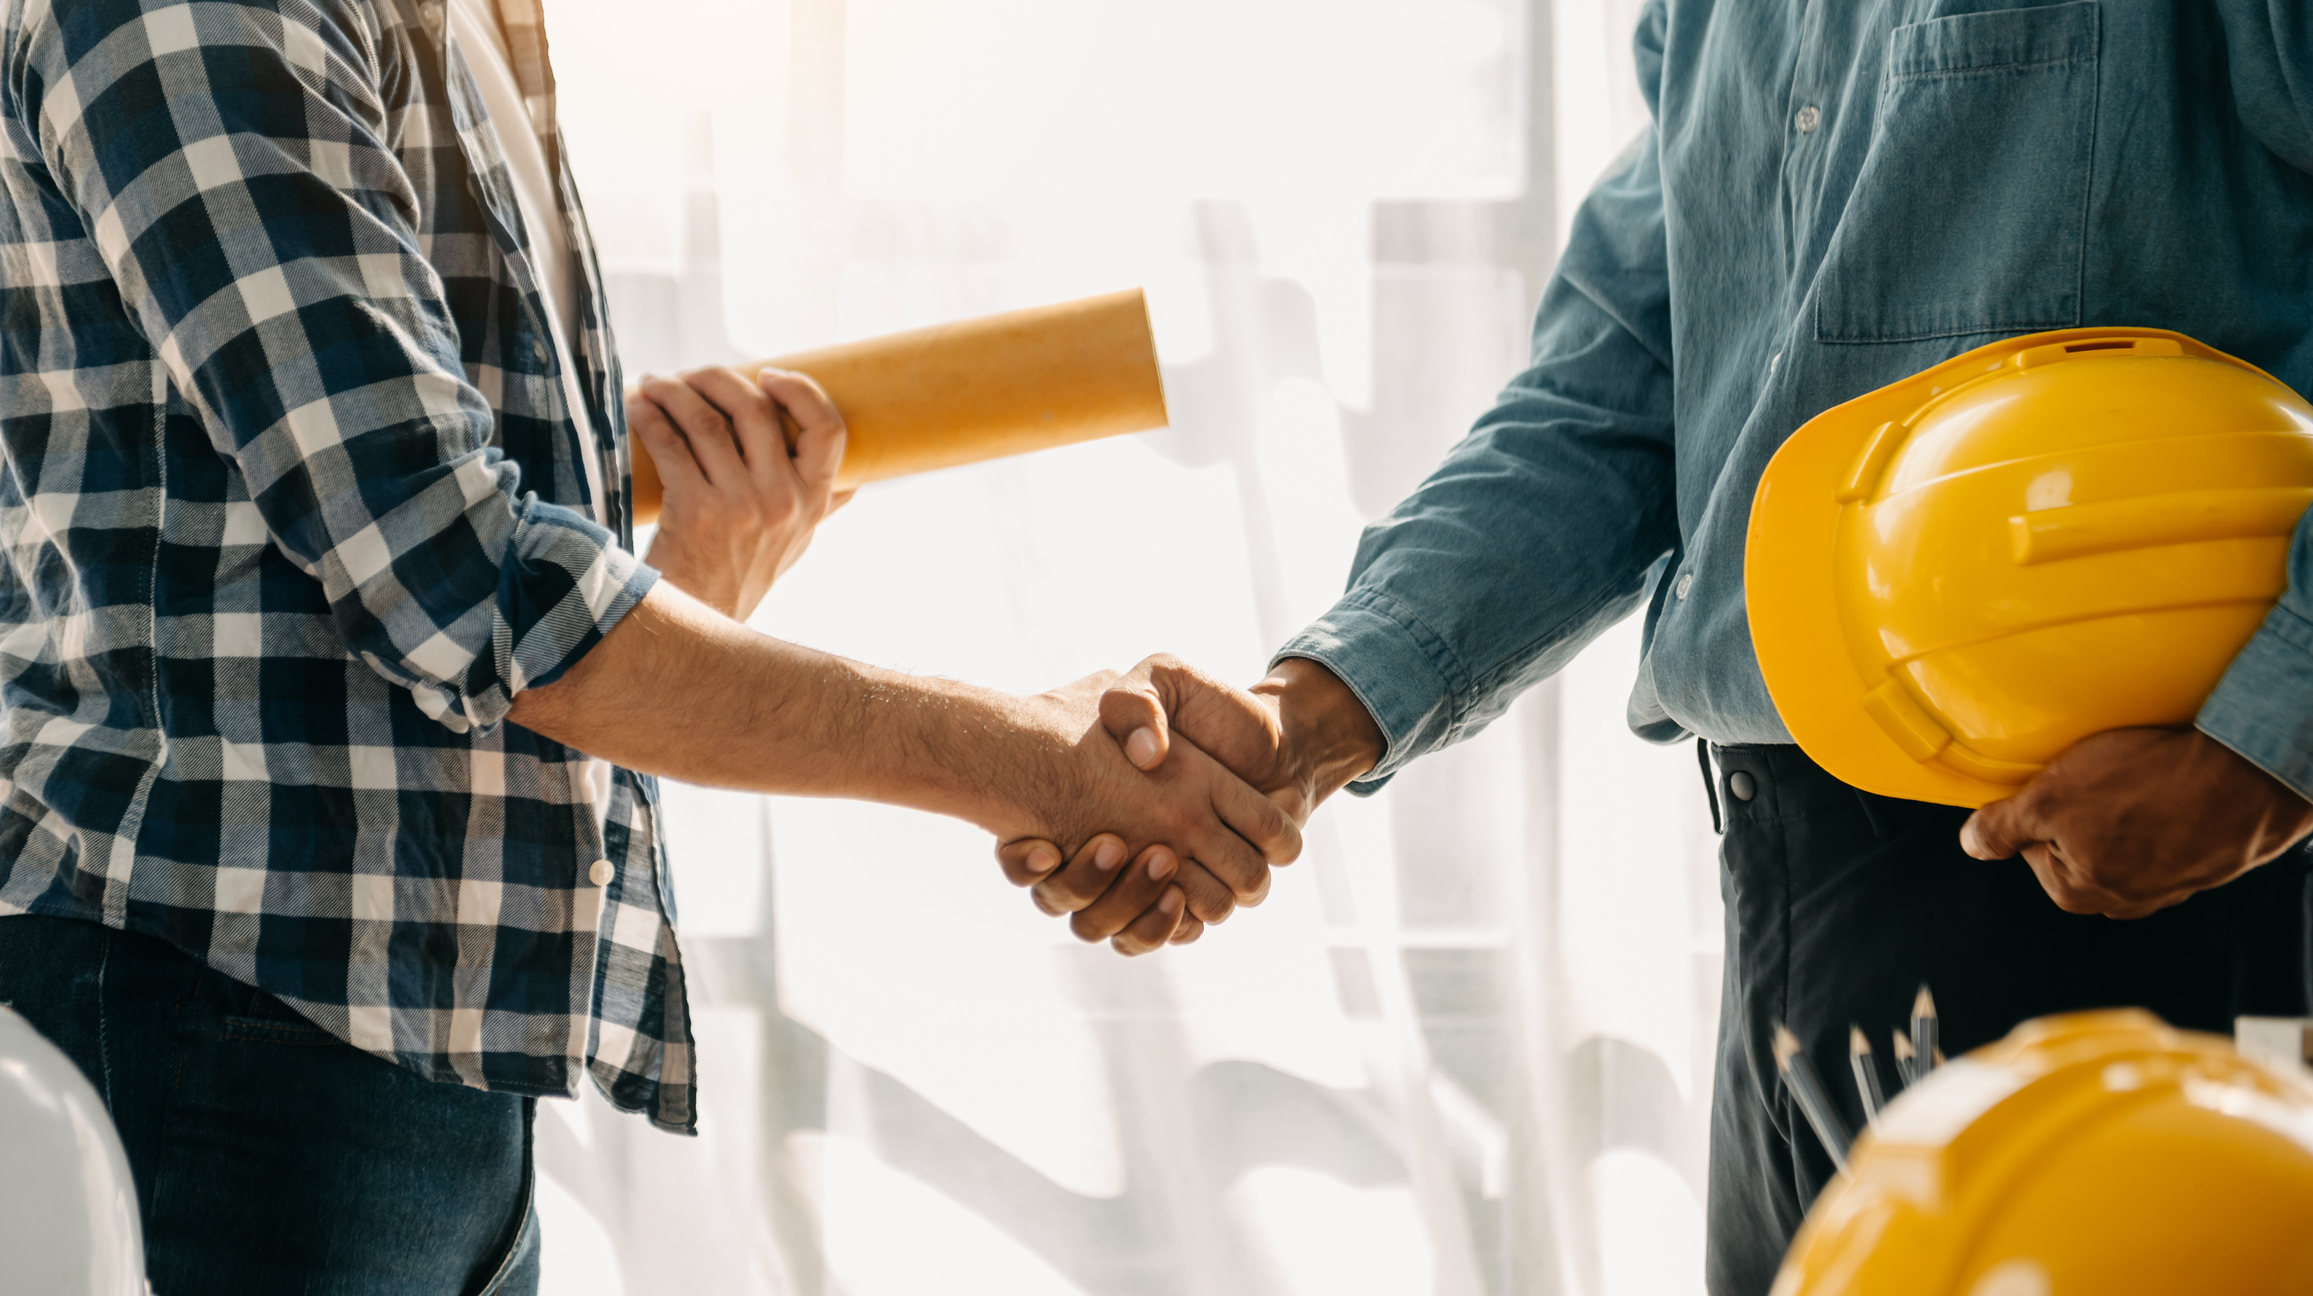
top-left (0, 914), bottom-right (540, 1296)
top-left (1702, 742), bottom-right (2313, 1296)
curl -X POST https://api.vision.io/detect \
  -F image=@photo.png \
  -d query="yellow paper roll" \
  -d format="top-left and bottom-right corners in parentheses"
top-left (628, 288), bottom-right (1168, 524)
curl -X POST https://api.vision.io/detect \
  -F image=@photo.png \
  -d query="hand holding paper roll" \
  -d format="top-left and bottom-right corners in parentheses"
top-left (628, 288), bottom-right (1169, 526)
top-left (628, 365), bottom-right (853, 621)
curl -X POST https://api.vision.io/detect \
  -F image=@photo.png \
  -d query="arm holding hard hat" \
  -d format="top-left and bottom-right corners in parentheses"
top-left (1952, 0), bottom-right (2313, 911)
top-left (1952, 0), bottom-right (2313, 916)
top-left (1959, 728), bottom-right (2313, 919)
top-left (1960, 494), bottom-right (2313, 917)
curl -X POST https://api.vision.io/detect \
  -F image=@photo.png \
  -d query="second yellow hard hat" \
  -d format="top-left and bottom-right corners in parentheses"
top-left (1748, 328), bottom-right (2313, 807)
top-left (1771, 1010), bottom-right (2313, 1295)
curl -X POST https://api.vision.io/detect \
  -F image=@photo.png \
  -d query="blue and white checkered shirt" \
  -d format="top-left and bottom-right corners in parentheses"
top-left (0, 0), bottom-right (697, 1131)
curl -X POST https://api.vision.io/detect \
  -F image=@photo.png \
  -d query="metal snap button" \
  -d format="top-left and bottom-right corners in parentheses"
top-left (1729, 770), bottom-right (1757, 802)
top-left (1796, 105), bottom-right (1821, 134)
top-left (1675, 572), bottom-right (1694, 600)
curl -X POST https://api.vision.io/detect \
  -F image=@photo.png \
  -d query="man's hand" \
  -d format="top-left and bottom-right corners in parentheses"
top-left (1002, 670), bottom-right (1301, 945)
top-left (629, 366), bottom-right (853, 620)
top-left (995, 655), bottom-right (1384, 950)
top-left (1960, 727), bottom-right (2313, 918)
top-left (999, 834), bottom-right (1200, 956)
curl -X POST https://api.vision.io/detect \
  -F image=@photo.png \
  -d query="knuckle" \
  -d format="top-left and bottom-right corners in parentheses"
top-left (2049, 884), bottom-right (2100, 915)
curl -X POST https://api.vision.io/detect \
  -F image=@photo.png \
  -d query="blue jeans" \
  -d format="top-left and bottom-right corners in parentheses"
top-left (0, 915), bottom-right (539, 1295)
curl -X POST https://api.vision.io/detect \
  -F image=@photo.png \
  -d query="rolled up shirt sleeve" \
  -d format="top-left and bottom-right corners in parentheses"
top-left (22, 0), bottom-right (650, 732)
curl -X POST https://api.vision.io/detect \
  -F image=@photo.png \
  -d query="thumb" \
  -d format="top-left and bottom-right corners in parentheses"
top-left (995, 838), bottom-right (1064, 888)
top-left (760, 368), bottom-right (847, 497)
top-left (1960, 795), bottom-right (2037, 861)
top-left (1100, 683), bottom-right (1171, 771)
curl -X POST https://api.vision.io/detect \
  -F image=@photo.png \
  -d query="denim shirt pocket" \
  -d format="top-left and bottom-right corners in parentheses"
top-left (1814, 2), bottom-right (2101, 344)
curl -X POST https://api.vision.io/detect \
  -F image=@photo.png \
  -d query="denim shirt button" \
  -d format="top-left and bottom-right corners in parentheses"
top-left (1675, 572), bottom-right (1694, 600)
top-left (1796, 105), bottom-right (1820, 134)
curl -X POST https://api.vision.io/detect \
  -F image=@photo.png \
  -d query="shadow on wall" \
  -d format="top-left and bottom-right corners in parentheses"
top-left (534, 930), bottom-right (1708, 1296)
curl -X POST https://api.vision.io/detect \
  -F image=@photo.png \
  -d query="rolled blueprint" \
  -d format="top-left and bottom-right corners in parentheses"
top-left (628, 288), bottom-right (1169, 524)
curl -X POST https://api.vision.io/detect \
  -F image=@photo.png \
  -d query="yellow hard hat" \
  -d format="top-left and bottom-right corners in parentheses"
top-left (1772, 1010), bottom-right (2313, 1296)
top-left (1747, 328), bottom-right (2313, 807)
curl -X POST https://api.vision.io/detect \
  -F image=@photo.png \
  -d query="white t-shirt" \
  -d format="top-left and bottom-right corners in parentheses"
top-left (447, 0), bottom-right (616, 842)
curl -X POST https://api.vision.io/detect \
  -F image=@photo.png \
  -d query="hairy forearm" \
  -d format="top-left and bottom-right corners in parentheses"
top-left (509, 584), bottom-right (1062, 832)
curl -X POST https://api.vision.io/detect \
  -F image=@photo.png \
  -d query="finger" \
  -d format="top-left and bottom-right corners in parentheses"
top-left (756, 367), bottom-right (845, 441)
top-left (1209, 762), bottom-right (1303, 870)
top-left (1166, 858), bottom-right (1239, 926)
top-left (1138, 654), bottom-right (1284, 782)
top-left (1160, 738), bottom-right (1293, 899)
top-left (680, 366), bottom-right (787, 492)
top-left (1182, 826), bottom-right (1272, 911)
top-left (1959, 793), bottom-right (2039, 861)
top-left (1168, 913), bottom-right (1206, 945)
top-left (638, 374), bottom-right (749, 489)
top-left (760, 369), bottom-right (847, 505)
top-left (1111, 886), bottom-right (1186, 957)
top-left (2022, 843), bottom-right (2121, 916)
top-left (995, 838), bottom-right (1064, 889)
top-left (1070, 846), bottom-right (1178, 944)
top-left (1030, 833), bottom-right (1128, 916)
top-left (625, 389), bottom-right (711, 495)
top-left (829, 488), bottom-right (859, 514)
top-left (1100, 684), bottom-right (1172, 771)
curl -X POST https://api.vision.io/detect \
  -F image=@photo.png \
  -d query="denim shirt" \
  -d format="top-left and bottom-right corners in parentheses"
top-left (1279, 0), bottom-right (2313, 797)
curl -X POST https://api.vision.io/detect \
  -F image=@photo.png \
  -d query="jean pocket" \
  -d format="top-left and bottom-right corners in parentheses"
top-left (220, 1012), bottom-right (340, 1046)
top-left (215, 981), bottom-right (339, 1046)
top-left (1813, 2), bottom-right (2100, 344)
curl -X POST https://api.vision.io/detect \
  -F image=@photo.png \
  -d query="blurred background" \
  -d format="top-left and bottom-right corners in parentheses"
top-left (538, 0), bottom-right (1719, 1292)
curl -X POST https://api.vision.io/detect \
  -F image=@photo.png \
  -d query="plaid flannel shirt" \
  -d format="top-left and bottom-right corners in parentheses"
top-left (0, 0), bottom-right (698, 1132)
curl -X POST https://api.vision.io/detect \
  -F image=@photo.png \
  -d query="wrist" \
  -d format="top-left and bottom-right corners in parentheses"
top-left (1256, 657), bottom-right (1383, 806)
top-left (643, 535), bottom-right (741, 620)
top-left (906, 677), bottom-right (1082, 842)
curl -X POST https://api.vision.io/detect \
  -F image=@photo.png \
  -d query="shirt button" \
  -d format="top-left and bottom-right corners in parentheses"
top-left (588, 859), bottom-right (614, 887)
top-left (1675, 572), bottom-right (1695, 600)
top-left (1796, 105), bottom-right (1821, 134)
top-left (1729, 770), bottom-right (1757, 802)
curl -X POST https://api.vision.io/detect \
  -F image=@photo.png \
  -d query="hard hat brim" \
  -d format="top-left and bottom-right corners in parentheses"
top-left (1746, 328), bottom-right (2222, 809)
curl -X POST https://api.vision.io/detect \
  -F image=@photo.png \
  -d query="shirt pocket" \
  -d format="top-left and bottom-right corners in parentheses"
top-left (1813, 2), bottom-right (2101, 344)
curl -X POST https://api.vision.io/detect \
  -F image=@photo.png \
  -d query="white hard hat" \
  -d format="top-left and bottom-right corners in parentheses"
top-left (0, 1003), bottom-right (146, 1295)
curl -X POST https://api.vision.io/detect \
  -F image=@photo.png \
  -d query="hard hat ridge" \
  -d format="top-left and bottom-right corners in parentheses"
top-left (1747, 328), bottom-right (2313, 807)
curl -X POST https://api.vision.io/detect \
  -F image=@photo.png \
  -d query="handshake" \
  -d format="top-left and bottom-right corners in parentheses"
top-left (984, 654), bottom-right (1387, 957)
top-left (615, 363), bottom-right (1386, 952)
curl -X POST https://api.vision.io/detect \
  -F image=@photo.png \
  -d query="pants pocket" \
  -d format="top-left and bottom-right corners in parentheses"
top-left (1813, 1), bottom-right (2100, 344)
